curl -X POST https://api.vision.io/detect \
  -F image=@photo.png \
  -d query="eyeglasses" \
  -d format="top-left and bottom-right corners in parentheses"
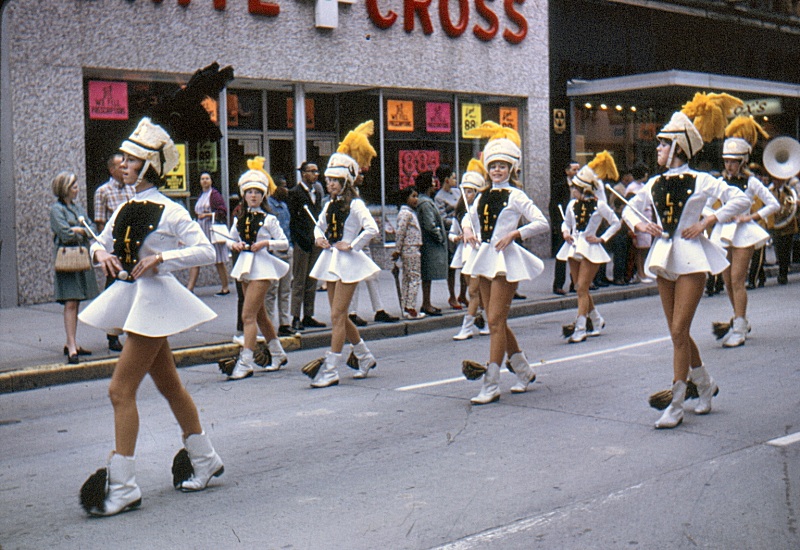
top-left (304, 169), bottom-right (319, 174)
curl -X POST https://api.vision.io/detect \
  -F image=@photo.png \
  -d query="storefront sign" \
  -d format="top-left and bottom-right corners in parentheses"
top-left (426, 102), bottom-right (451, 133)
top-left (88, 81), bottom-right (128, 120)
top-left (461, 103), bottom-right (482, 135)
top-left (163, 144), bottom-right (188, 196)
top-left (287, 98), bottom-right (316, 129)
top-left (157, 0), bottom-right (528, 43)
top-left (388, 100), bottom-right (414, 132)
top-left (500, 106), bottom-right (518, 131)
top-left (399, 150), bottom-right (440, 189)
top-left (733, 98), bottom-right (782, 117)
top-left (197, 141), bottom-right (218, 173)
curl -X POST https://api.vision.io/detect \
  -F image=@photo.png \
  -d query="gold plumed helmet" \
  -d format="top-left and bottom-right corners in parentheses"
top-left (460, 158), bottom-right (488, 192)
top-left (238, 156), bottom-right (276, 196)
top-left (572, 151), bottom-right (619, 192)
top-left (470, 122), bottom-right (521, 173)
top-left (326, 121), bottom-right (377, 186)
top-left (658, 93), bottom-right (743, 161)
top-left (723, 116), bottom-right (769, 161)
top-left (120, 117), bottom-right (179, 182)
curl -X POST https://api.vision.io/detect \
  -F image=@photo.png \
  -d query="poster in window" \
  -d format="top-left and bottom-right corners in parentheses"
top-left (197, 141), bottom-right (218, 173)
top-left (88, 81), bottom-right (128, 120)
top-left (163, 144), bottom-right (188, 197)
top-left (461, 103), bottom-right (481, 135)
top-left (388, 100), bottom-right (414, 132)
top-left (426, 102), bottom-right (451, 133)
top-left (398, 150), bottom-right (440, 190)
top-left (287, 98), bottom-right (316, 129)
top-left (500, 107), bottom-right (518, 131)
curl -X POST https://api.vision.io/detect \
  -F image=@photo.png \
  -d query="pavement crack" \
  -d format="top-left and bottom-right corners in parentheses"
top-left (780, 425), bottom-right (797, 534)
top-left (446, 402), bottom-right (472, 445)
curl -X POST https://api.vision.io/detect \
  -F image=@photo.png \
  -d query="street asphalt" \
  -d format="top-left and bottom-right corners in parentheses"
top-left (0, 258), bottom-right (792, 393)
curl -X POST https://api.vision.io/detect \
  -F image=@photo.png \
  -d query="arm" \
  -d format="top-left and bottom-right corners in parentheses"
top-left (251, 215), bottom-right (288, 253)
top-left (50, 203), bottom-right (85, 245)
top-left (157, 206), bottom-right (215, 272)
top-left (595, 201), bottom-right (622, 243)
top-left (209, 188), bottom-right (228, 219)
top-left (348, 200), bottom-right (379, 252)
top-left (750, 178), bottom-right (780, 221)
top-left (93, 186), bottom-right (108, 232)
top-left (418, 201), bottom-right (445, 244)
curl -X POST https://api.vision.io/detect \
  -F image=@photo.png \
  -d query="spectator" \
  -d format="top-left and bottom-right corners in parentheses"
top-left (392, 185), bottom-right (425, 319)
top-left (265, 175), bottom-right (295, 337)
top-left (415, 171), bottom-right (448, 316)
top-left (186, 172), bottom-right (230, 296)
top-left (435, 164), bottom-right (466, 309)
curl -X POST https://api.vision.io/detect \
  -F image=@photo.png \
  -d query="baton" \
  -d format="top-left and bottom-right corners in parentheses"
top-left (303, 204), bottom-right (319, 226)
top-left (604, 184), bottom-right (667, 239)
top-left (77, 216), bottom-right (100, 241)
top-left (557, 204), bottom-right (566, 221)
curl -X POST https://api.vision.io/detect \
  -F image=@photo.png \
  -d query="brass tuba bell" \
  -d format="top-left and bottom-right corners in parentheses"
top-left (764, 136), bottom-right (800, 231)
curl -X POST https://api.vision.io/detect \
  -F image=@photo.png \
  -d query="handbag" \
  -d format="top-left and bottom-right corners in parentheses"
top-left (210, 213), bottom-right (230, 244)
top-left (55, 245), bottom-right (92, 272)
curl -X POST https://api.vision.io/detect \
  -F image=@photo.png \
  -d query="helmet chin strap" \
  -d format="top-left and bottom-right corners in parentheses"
top-left (666, 140), bottom-right (678, 167)
top-left (135, 159), bottom-right (152, 187)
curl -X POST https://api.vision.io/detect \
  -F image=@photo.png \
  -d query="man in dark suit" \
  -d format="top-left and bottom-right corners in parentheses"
top-left (288, 161), bottom-right (326, 331)
top-left (550, 160), bottom-right (579, 295)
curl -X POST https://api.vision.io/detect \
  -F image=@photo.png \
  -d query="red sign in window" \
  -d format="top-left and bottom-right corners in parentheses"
top-left (88, 81), bottom-right (128, 120)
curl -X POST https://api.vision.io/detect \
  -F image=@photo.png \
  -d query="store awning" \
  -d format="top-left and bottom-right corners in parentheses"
top-left (567, 70), bottom-right (800, 101)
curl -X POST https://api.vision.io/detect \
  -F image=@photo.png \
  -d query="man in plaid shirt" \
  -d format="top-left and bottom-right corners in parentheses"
top-left (93, 153), bottom-right (134, 351)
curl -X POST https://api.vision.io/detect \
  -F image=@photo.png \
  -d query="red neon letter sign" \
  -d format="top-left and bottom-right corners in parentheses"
top-left (439, 0), bottom-right (469, 38)
top-left (404, 0), bottom-right (435, 34)
top-left (367, 0), bottom-right (398, 28)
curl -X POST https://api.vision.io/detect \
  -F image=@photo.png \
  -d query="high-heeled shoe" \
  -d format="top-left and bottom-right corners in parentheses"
top-left (64, 346), bottom-right (92, 356)
top-left (448, 298), bottom-right (463, 310)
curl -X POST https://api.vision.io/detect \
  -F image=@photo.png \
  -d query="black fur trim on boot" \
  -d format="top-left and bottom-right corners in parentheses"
top-left (301, 357), bottom-right (324, 379)
top-left (80, 468), bottom-right (108, 514)
top-left (346, 351), bottom-right (359, 370)
top-left (218, 356), bottom-right (237, 376)
top-left (172, 448), bottom-right (194, 489)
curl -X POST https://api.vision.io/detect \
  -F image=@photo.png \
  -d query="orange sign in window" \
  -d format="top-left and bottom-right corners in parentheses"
top-left (388, 100), bottom-right (414, 132)
top-left (500, 107), bottom-right (518, 131)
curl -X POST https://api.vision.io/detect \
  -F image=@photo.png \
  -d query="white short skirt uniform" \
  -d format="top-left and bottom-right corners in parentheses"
top-left (705, 174), bottom-right (780, 250)
top-left (623, 166), bottom-right (750, 281)
top-left (461, 182), bottom-right (550, 283)
top-left (448, 216), bottom-right (479, 269)
top-left (309, 198), bottom-right (381, 284)
top-left (79, 187), bottom-right (217, 337)
top-left (228, 209), bottom-right (290, 282)
top-left (556, 198), bottom-right (621, 264)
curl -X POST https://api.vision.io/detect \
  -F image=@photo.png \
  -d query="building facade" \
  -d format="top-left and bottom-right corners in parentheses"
top-left (0, 0), bottom-right (549, 306)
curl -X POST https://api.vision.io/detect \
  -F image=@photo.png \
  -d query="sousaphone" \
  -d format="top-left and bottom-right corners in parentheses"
top-left (763, 136), bottom-right (800, 230)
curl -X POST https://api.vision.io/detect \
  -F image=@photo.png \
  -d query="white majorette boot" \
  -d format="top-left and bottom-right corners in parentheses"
top-left (453, 314), bottom-right (479, 341)
top-left (352, 339), bottom-right (377, 379)
top-left (587, 309), bottom-right (605, 337)
top-left (690, 365), bottom-right (718, 415)
top-left (228, 348), bottom-right (256, 380)
top-left (655, 380), bottom-right (687, 429)
top-left (508, 351), bottom-right (536, 393)
top-left (471, 362), bottom-right (501, 404)
top-left (723, 317), bottom-right (747, 348)
top-left (175, 431), bottom-right (224, 492)
top-left (262, 338), bottom-right (288, 371)
top-left (85, 453), bottom-right (142, 516)
top-left (311, 350), bottom-right (341, 388)
top-left (568, 315), bottom-right (587, 343)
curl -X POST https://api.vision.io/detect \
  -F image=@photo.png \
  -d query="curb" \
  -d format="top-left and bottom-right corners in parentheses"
top-left (0, 283), bottom-right (660, 393)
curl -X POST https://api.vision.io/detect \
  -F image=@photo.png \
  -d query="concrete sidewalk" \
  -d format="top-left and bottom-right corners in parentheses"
top-left (8, 255), bottom-right (764, 393)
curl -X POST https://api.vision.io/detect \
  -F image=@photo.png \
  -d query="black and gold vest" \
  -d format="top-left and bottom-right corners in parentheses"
top-left (237, 210), bottom-right (266, 247)
top-left (573, 197), bottom-right (597, 232)
top-left (724, 175), bottom-right (749, 193)
top-left (652, 174), bottom-right (696, 236)
top-left (478, 188), bottom-right (511, 243)
top-left (325, 199), bottom-right (351, 244)
top-left (112, 201), bottom-right (165, 277)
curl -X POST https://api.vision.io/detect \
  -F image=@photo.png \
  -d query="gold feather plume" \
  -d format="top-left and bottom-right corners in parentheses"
top-left (337, 120), bottom-right (377, 171)
top-left (463, 121), bottom-right (503, 140)
top-left (725, 115), bottom-right (769, 148)
top-left (587, 150), bottom-right (619, 182)
top-left (246, 156), bottom-right (276, 195)
top-left (681, 92), bottom-right (743, 143)
top-left (465, 157), bottom-right (488, 180)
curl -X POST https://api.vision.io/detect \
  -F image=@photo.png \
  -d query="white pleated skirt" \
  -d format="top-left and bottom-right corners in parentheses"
top-left (79, 274), bottom-right (217, 337)
top-left (555, 235), bottom-right (611, 264)
top-left (462, 241), bottom-right (544, 282)
top-left (710, 220), bottom-right (770, 250)
top-left (309, 248), bottom-right (380, 284)
top-left (644, 235), bottom-right (729, 281)
top-left (230, 250), bottom-right (290, 282)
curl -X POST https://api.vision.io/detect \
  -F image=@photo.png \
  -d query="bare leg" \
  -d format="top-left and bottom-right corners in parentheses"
top-left (147, 338), bottom-right (203, 438)
top-left (727, 246), bottom-right (753, 318)
top-left (657, 273), bottom-right (705, 383)
top-left (186, 267), bottom-right (199, 292)
top-left (63, 299), bottom-right (79, 355)
top-left (215, 262), bottom-right (230, 293)
top-left (479, 275), bottom-right (517, 365)
top-left (327, 281), bottom-right (359, 353)
top-left (570, 258), bottom-right (599, 316)
top-left (421, 280), bottom-right (433, 310)
top-left (466, 276), bottom-right (481, 317)
top-left (108, 333), bottom-right (166, 456)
